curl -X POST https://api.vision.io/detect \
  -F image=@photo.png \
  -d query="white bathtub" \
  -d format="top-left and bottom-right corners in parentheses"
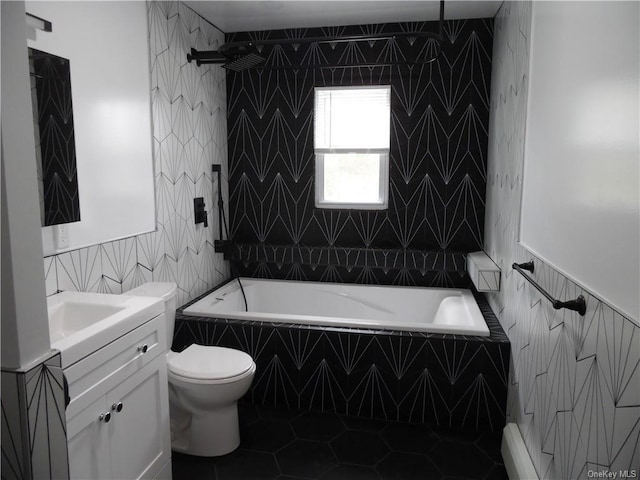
top-left (183, 278), bottom-right (490, 336)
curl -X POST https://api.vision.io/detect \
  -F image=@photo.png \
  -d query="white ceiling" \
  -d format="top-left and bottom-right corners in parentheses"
top-left (184, 1), bottom-right (503, 33)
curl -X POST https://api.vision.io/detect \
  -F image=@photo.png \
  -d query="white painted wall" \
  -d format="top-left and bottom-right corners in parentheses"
top-left (486, 3), bottom-right (640, 477)
top-left (520, 1), bottom-right (640, 323)
top-left (1, 0), bottom-right (51, 368)
top-left (26, 1), bottom-right (156, 256)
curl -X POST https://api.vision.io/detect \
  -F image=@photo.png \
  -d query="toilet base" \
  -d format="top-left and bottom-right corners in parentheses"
top-left (171, 403), bottom-right (240, 457)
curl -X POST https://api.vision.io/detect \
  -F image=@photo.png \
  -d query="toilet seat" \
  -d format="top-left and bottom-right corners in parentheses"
top-left (168, 345), bottom-right (254, 381)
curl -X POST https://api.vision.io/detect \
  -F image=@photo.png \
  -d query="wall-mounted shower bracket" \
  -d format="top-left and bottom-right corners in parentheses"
top-left (214, 240), bottom-right (231, 259)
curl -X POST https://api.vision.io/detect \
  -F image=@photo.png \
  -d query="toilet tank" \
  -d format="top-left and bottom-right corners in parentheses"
top-left (124, 282), bottom-right (177, 351)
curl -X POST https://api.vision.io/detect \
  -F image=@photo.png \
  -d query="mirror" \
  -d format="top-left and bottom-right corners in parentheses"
top-left (29, 47), bottom-right (81, 227)
top-left (26, 1), bottom-right (156, 256)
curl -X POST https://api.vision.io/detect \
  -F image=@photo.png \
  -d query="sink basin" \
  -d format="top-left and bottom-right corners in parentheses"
top-left (48, 291), bottom-right (164, 368)
top-left (49, 301), bottom-right (126, 343)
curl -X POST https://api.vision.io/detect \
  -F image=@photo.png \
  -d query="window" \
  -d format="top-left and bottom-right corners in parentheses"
top-left (314, 86), bottom-right (391, 209)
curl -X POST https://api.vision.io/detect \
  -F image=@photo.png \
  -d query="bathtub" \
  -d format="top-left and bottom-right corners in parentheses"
top-left (182, 278), bottom-right (489, 336)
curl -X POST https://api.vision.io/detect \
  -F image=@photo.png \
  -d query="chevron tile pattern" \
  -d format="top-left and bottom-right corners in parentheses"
top-left (230, 243), bottom-right (470, 287)
top-left (42, 1), bottom-right (230, 308)
top-left (1, 353), bottom-right (69, 480)
top-left (174, 290), bottom-right (509, 431)
top-left (25, 354), bottom-right (68, 480)
top-left (226, 19), bottom-right (493, 286)
top-left (1, 372), bottom-right (27, 480)
top-left (30, 48), bottom-right (80, 227)
top-left (485, 2), bottom-right (640, 478)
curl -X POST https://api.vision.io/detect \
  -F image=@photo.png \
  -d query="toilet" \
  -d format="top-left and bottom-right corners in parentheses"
top-left (124, 282), bottom-right (255, 457)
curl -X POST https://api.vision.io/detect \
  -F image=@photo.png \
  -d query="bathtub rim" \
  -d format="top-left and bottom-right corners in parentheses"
top-left (178, 277), bottom-right (509, 342)
top-left (183, 277), bottom-right (489, 336)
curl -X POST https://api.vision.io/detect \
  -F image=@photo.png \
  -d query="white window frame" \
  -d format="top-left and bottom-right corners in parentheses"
top-left (315, 150), bottom-right (389, 210)
top-left (314, 86), bottom-right (390, 210)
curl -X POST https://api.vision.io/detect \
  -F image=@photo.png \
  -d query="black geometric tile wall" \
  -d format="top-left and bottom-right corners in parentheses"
top-left (42, 1), bottom-right (230, 308)
top-left (30, 48), bottom-right (80, 227)
top-left (1, 352), bottom-right (69, 480)
top-left (174, 288), bottom-right (510, 432)
top-left (226, 19), bottom-right (493, 287)
top-left (229, 243), bottom-right (470, 287)
top-left (485, 2), bottom-right (640, 478)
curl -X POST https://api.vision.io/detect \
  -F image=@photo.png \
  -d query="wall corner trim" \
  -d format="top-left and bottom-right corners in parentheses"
top-left (501, 423), bottom-right (538, 480)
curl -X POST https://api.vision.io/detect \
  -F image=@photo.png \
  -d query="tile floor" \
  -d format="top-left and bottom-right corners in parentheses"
top-left (171, 404), bottom-right (508, 480)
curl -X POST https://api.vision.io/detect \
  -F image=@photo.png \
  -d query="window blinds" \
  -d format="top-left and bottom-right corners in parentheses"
top-left (314, 86), bottom-right (391, 150)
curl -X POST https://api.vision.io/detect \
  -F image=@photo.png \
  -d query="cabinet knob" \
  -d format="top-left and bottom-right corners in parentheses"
top-left (99, 412), bottom-right (111, 423)
top-left (138, 344), bottom-right (148, 354)
top-left (112, 402), bottom-right (123, 413)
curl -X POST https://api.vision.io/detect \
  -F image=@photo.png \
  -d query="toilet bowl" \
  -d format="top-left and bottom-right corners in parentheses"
top-left (124, 283), bottom-right (255, 457)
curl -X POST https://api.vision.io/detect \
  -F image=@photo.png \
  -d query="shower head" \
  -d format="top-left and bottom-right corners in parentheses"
top-left (218, 44), bottom-right (265, 71)
top-left (186, 46), bottom-right (264, 71)
top-left (222, 52), bottom-right (265, 71)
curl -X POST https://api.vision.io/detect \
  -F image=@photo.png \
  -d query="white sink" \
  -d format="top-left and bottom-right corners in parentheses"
top-left (49, 301), bottom-right (126, 343)
top-left (48, 291), bottom-right (164, 368)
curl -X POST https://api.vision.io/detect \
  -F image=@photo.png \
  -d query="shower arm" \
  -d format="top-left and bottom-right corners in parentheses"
top-left (191, 0), bottom-right (446, 67)
top-left (191, 30), bottom-right (444, 68)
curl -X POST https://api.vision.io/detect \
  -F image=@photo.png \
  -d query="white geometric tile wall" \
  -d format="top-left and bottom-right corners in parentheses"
top-left (1, 353), bottom-right (69, 480)
top-left (484, 2), bottom-right (640, 478)
top-left (42, 1), bottom-right (230, 307)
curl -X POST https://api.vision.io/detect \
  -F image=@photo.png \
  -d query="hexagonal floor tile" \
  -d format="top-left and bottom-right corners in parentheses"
top-left (319, 464), bottom-right (381, 480)
top-left (329, 430), bottom-right (389, 466)
top-left (215, 449), bottom-right (280, 480)
top-left (380, 422), bottom-right (439, 454)
top-left (377, 452), bottom-right (442, 480)
top-left (276, 440), bottom-right (337, 479)
top-left (340, 415), bottom-right (388, 432)
top-left (292, 411), bottom-right (346, 441)
top-left (242, 418), bottom-right (296, 453)
top-left (429, 441), bottom-right (495, 479)
top-left (238, 402), bottom-right (261, 426)
top-left (474, 430), bottom-right (505, 463)
top-left (171, 452), bottom-right (216, 480)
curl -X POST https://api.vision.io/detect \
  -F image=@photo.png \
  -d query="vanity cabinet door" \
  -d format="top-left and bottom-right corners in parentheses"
top-left (67, 396), bottom-right (113, 479)
top-left (108, 355), bottom-right (171, 480)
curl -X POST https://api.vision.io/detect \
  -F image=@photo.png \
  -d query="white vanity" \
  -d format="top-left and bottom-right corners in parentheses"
top-left (48, 291), bottom-right (172, 480)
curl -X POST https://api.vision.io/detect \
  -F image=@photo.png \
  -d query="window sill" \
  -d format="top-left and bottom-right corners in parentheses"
top-left (315, 201), bottom-right (388, 210)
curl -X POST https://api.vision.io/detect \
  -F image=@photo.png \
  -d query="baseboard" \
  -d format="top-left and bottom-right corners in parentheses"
top-left (501, 423), bottom-right (538, 480)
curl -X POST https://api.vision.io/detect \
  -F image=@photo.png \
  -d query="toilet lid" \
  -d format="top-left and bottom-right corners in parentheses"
top-left (168, 345), bottom-right (254, 380)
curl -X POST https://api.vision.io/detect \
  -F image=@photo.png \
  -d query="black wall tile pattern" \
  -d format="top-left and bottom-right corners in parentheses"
top-left (226, 19), bottom-right (493, 286)
top-left (229, 242), bottom-right (470, 287)
top-left (174, 287), bottom-right (510, 432)
top-left (30, 49), bottom-right (80, 227)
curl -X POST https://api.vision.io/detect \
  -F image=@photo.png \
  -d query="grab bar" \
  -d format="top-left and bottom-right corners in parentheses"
top-left (512, 261), bottom-right (586, 315)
